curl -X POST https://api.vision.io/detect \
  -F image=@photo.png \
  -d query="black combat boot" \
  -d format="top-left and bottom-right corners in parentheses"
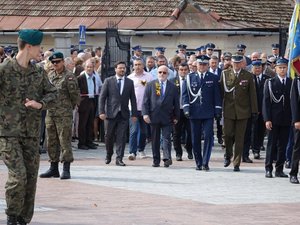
top-left (17, 216), bottom-right (27, 225)
top-left (60, 162), bottom-right (71, 180)
top-left (7, 215), bottom-right (17, 225)
top-left (39, 162), bottom-right (60, 178)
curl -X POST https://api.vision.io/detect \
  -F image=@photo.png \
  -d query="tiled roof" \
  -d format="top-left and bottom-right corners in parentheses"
top-left (0, 0), bottom-right (295, 31)
top-left (0, 0), bottom-right (181, 17)
top-left (194, 0), bottom-right (294, 28)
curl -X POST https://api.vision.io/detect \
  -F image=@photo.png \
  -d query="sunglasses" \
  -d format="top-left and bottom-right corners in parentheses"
top-left (207, 48), bottom-right (213, 51)
top-left (158, 71), bottom-right (167, 74)
top-left (51, 60), bottom-right (62, 64)
top-left (237, 49), bottom-right (244, 52)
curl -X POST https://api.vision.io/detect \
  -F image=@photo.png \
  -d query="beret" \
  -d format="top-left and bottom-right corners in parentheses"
top-left (18, 29), bottom-right (43, 46)
top-left (49, 51), bottom-right (64, 61)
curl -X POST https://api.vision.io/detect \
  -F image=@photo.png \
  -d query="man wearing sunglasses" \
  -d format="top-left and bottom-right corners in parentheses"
top-left (236, 44), bottom-right (252, 66)
top-left (39, 51), bottom-right (80, 180)
top-left (142, 65), bottom-right (180, 167)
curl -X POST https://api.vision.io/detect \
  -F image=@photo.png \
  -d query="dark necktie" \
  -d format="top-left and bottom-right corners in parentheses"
top-left (118, 78), bottom-right (122, 94)
top-left (257, 77), bottom-right (260, 85)
top-left (200, 73), bottom-right (204, 83)
top-left (282, 78), bottom-right (285, 91)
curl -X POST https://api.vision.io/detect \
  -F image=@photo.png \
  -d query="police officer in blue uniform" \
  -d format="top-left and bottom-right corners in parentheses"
top-left (130, 45), bottom-right (144, 66)
top-left (205, 43), bottom-right (216, 58)
top-left (182, 55), bottom-right (222, 171)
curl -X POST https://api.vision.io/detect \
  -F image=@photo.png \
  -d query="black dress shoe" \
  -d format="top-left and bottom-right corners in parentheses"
top-left (195, 166), bottom-right (202, 170)
top-left (275, 171), bottom-right (288, 178)
top-left (78, 144), bottom-right (89, 150)
top-left (163, 159), bottom-right (172, 167)
top-left (233, 166), bottom-right (240, 172)
top-left (285, 161), bottom-right (291, 169)
top-left (152, 163), bottom-right (160, 167)
top-left (265, 171), bottom-right (273, 178)
top-left (290, 175), bottom-right (299, 184)
top-left (86, 144), bottom-right (97, 149)
top-left (203, 165), bottom-right (210, 171)
top-left (242, 157), bottom-right (253, 163)
top-left (224, 159), bottom-right (231, 167)
top-left (218, 137), bottom-right (223, 144)
top-left (187, 152), bottom-right (193, 160)
top-left (116, 159), bottom-right (126, 166)
top-left (176, 156), bottom-right (183, 161)
top-left (253, 153), bottom-right (260, 159)
top-left (105, 157), bottom-right (112, 164)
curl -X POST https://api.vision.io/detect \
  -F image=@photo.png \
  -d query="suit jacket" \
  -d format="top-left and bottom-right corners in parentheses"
top-left (254, 74), bottom-right (269, 113)
top-left (77, 73), bottom-right (96, 113)
top-left (291, 77), bottom-right (300, 123)
top-left (99, 76), bottom-right (137, 119)
top-left (220, 68), bottom-right (258, 120)
top-left (263, 75), bottom-right (292, 126)
top-left (182, 71), bottom-right (222, 119)
top-left (142, 79), bottom-right (180, 125)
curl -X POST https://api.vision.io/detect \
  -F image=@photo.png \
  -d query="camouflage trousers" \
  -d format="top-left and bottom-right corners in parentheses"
top-left (45, 116), bottom-right (74, 163)
top-left (0, 137), bottom-right (40, 223)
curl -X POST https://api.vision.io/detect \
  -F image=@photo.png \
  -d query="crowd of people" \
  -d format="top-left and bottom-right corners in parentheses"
top-left (1, 29), bottom-right (300, 225)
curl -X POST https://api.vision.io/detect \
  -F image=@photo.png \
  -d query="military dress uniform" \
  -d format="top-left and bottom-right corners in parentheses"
top-left (220, 67), bottom-right (258, 170)
top-left (42, 66), bottom-right (80, 177)
top-left (263, 75), bottom-right (292, 177)
top-left (0, 54), bottom-right (57, 223)
top-left (182, 65), bottom-right (222, 170)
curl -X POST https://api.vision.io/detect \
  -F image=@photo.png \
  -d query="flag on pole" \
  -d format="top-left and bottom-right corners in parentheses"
top-left (286, 0), bottom-right (300, 78)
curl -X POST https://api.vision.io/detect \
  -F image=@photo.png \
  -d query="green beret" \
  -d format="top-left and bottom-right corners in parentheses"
top-left (18, 29), bottom-right (43, 46)
top-left (49, 51), bottom-right (64, 61)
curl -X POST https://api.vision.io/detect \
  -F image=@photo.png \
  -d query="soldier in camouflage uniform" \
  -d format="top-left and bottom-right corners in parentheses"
top-left (39, 51), bottom-right (80, 180)
top-left (0, 29), bottom-right (57, 225)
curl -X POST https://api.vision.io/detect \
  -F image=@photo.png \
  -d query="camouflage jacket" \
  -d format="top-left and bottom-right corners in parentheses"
top-left (47, 67), bottom-right (80, 117)
top-left (0, 58), bottom-right (57, 137)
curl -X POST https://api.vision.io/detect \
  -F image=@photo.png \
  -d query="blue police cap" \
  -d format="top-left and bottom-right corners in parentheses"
top-left (155, 47), bottom-right (166, 52)
top-left (205, 43), bottom-right (216, 49)
top-left (237, 44), bottom-right (247, 50)
top-left (252, 60), bottom-right (262, 66)
top-left (276, 57), bottom-right (288, 66)
top-left (49, 51), bottom-right (64, 61)
top-left (231, 54), bottom-right (244, 62)
top-left (18, 29), bottom-right (43, 46)
top-left (196, 46), bottom-right (205, 51)
top-left (177, 44), bottom-right (187, 49)
top-left (272, 43), bottom-right (279, 49)
top-left (196, 55), bottom-right (210, 64)
top-left (187, 51), bottom-right (195, 56)
top-left (132, 45), bottom-right (142, 51)
top-left (4, 46), bottom-right (13, 53)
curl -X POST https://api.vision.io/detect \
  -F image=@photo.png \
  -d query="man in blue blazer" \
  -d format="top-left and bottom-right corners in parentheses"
top-left (182, 55), bottom-right (222, 171)
top-left (142, 65), bottom-right (180, 167)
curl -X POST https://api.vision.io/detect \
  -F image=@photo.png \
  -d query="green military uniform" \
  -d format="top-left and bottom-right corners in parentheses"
top-left (220, 68), bottom-right (258, 167)
top-left (0, 58), bottom-right (57, 223)
top-left (46, 67), bottom-right (80, 163)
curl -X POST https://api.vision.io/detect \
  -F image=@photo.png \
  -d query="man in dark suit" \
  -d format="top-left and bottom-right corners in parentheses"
top-left (170, 63), bottom-right (193, 161)
top-left (99, 61), bottom-right (137, 166)
top-left (182, 55), bottom-right (222, 171)
top-left (77, 59), bottom-right (98, 150)
top-left (290, 73), bottom-right (300, 184)
top-left (142, 65), bottom-right (180, 167)
top-left (250, 61), bottom-right (268, 160)
top-left (220, 54), bottom-right (258, 171)
top-left (209, 55), bottom-right (223, 145)
top-left (263, 58), bottom-right (291, 178)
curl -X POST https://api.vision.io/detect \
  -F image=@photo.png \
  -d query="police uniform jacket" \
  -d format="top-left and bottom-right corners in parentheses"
top-left (0, 58), bottom-right (57, 137)
top-left (182, 71), bottom-right (222, 119)
top-left (47, 67), bottom-right (80, 117)
top-left (220, 68), bottom-right (258, 120)
top-left (262, 75), bottom-right (292, 126)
